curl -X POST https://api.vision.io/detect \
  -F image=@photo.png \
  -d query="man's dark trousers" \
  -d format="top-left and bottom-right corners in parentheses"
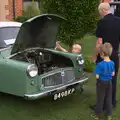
top-left (111, 54), bottom-right (119, 106)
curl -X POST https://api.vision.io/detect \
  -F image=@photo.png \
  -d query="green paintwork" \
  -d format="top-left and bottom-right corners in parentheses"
top-left (44, 49), bottom-right (84, 77)
top-left (0, 14), bottom-right (88, 100)
top-left (0, 46), bottom-right (86, 98)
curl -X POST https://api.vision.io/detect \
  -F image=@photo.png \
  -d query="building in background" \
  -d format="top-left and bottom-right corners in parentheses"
top-left (101, 0), bottom-right (114, 2)
top-left (0, 0), bottom-right (40, 21)
top-left (0, 0), bottom-right (23, 21)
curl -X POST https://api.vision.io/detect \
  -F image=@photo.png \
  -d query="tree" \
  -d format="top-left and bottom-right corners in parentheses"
top-left (40, 0), bottom-right (99, 46)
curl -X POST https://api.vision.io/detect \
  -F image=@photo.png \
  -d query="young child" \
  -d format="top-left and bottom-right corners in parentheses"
top-left (56, 42), bottom-right (82, 54)
top-left (92, 42), bottom-right (115, 120)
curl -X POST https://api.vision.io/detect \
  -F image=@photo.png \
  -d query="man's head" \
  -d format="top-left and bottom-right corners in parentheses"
top-left (72, 44), bottom-right (81, 54)
top-left (98, 3), bottom-right (111, 16)
top-left (100, 42), bottom-right (113, 58)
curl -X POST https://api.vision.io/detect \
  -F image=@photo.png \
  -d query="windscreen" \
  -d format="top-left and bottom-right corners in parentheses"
top-left (0, 27), bottom-right (20, 48)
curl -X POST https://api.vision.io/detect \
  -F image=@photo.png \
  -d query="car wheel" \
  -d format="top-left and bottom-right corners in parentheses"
top-left (76, 84), bottom-right (84, 93)
top-left (80, 85), bottom-right (84, 93)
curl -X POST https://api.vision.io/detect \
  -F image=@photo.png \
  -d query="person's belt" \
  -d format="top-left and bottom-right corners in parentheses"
top-left (97, 79), bottom-right (111, 84)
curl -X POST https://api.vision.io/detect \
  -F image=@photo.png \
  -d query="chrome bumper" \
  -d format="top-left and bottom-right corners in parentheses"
top-left (24, 77), bottom-right (88, 100)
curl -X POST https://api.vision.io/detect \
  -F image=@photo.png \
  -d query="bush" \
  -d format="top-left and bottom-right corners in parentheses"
top-left (83, 57), bottom-right (95, 73)
top-left (14, 16), bottom-right (28, 23)
top-left (40, 0), bottom-right (99, 46)
top-left (15, 1), bottom-right (40, 23)
top-left (23, 1), bottom-right (40, 18)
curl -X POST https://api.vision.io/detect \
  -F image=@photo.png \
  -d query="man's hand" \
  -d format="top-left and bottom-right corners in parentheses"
top-left (96, 38), bottom-right (102, 48)
top-left (91, 55), bottom-right (97, 63)
top-left (92, 37), bottom-right (103, 63)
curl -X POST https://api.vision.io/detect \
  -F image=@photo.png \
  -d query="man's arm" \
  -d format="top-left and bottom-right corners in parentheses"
top-left (92, 37), bottom-right (103, 62)
top-left (92, 19), bottom-right (103, 62)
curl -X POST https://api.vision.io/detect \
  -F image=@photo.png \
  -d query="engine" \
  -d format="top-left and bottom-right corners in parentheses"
top-left (10, 49), bottom-right (73, 75)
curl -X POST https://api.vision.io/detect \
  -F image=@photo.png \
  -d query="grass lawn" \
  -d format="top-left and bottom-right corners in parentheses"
top-left (0, 35), bottom-right (119, 120)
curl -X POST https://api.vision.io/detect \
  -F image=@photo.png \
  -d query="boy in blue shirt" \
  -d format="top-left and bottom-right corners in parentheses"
top-left (92, 43), bottom-right (115, 120)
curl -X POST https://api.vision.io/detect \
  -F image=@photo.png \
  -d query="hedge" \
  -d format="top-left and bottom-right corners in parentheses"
top-left (40, 0), bottom-right (99, 46)
top-left (83, 57), bottom-right (96, 73)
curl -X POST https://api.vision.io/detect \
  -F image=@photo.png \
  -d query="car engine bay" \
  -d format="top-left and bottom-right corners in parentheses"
top-left (10, 49), bottom-right (74, 75)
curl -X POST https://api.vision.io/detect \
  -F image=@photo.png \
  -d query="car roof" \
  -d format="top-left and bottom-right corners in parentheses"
top-left (109, 2), bottom-right (120, 5)
top-left (0, 21), bottom-right (22, 28)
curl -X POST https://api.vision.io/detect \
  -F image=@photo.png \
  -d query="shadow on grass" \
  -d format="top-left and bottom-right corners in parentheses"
top-left (0, 73), bottom-right (97, 120)
top-left (0, 83), bottom-right (95, 111)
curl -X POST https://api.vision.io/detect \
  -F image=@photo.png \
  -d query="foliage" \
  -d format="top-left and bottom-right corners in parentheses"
top-left (40, 0), bottom-right (99, 46)
top-left (23, 1), bottom-right (40, 18)
top-left (15, 1), bottom-right (40, 23)
top-left (14, 16), bottom-right (28, 23)
top-left (83, 57), bottom-right (95, 73)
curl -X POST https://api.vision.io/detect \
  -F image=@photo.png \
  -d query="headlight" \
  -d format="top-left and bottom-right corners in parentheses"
top-left (27, 64), bottom-right (38, 77)
top-left (77, 55), bottom-right (84, 65)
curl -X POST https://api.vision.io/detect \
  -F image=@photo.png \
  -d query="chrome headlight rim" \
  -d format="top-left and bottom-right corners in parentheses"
top-left (27, 64), bottom-right (38, 78)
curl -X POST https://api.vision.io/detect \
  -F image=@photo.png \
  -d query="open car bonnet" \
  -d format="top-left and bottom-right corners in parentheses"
top-left (11, 14), bottom-right (66, 54)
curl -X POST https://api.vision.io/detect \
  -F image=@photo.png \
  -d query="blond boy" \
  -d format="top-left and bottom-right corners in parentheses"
top-left (56, 43), bottom-right (81, 54)
top-left (92, 43), bottom-right (115, 120)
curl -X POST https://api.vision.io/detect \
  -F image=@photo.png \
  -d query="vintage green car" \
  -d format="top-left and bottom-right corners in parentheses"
top-left (0, 14), bottom-right (88, 100)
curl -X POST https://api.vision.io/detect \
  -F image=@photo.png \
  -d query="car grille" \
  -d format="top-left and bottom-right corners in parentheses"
top-left (42, 70), bottom-right (75, 87)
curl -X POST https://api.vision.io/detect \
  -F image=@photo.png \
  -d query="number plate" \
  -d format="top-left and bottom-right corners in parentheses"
top-left (53, 88), bottom-right (75, 100)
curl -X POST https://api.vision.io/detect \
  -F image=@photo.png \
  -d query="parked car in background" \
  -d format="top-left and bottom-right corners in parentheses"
top-left (109, 1), bottom-right (120, 17)
top-left (0, 14), bottom-right (88, 100)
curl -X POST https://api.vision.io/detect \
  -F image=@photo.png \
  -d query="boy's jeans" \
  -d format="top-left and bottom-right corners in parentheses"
top-left (95, 80), bottom-right (112, 118)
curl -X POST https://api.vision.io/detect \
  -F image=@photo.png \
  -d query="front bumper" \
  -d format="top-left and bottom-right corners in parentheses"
top-left (24, 76), bottom-right (88, 100)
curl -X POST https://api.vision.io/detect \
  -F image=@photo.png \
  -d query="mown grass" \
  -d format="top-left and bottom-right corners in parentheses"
top-left (0, 35), bottom-right (119, 120)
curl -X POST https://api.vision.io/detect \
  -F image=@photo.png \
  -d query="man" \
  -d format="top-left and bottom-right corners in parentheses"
top-left (90, 2), bottom-right (120, 110)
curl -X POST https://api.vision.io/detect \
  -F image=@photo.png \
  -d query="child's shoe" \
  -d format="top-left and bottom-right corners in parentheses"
top-left (108, 116), bottom-right (112, 120)
top-left (91, 114), bottom-right (99, 120)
